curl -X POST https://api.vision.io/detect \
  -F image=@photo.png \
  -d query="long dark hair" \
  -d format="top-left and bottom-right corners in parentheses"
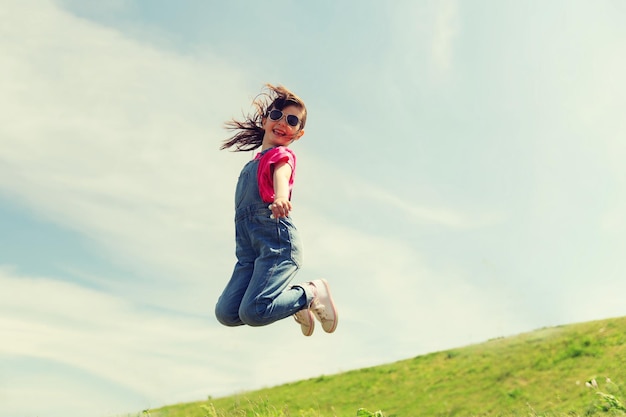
top-left (220, 84), bottom-right (307, 151)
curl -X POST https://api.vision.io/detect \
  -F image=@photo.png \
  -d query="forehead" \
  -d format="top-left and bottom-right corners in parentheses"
top-left (279, 104), bottom-right (305, 116)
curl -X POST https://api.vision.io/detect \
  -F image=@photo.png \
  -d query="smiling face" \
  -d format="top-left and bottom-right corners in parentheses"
top-left (260, 104), bottom-right (306, 150)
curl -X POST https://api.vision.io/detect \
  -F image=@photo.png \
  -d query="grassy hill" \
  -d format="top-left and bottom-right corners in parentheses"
top-left (151, 316), bottom-right (626, 417)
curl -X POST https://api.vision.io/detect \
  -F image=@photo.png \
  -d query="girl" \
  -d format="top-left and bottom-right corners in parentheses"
top-left (215, 84), bottom-right (338, 336)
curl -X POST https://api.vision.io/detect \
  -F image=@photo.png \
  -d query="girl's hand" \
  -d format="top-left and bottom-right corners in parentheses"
top-left (269, 197), bottom-right (292, 219)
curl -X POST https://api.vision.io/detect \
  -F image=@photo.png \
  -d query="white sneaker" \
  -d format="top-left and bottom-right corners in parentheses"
top-left (309, 279), bottom-right (338, 333)
top-left (293, 308), bottom-right (315, 336)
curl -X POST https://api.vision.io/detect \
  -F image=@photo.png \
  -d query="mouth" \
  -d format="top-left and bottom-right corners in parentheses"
top-left (273, 128), bottom-right (288, 137)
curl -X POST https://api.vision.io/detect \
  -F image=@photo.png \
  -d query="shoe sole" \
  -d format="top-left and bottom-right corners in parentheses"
top-left (317, 279), bottom-right (338, 333)
top-left (295, 310), bottom-right (314, 336)
top-left (302, 309), bottom-right (314, 336)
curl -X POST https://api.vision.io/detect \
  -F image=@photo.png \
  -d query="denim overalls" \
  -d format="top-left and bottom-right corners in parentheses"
top-left (215, 149), bottom-right (311, 326)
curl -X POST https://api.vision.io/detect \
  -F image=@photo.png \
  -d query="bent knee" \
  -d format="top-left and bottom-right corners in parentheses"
top-left (238, 305), bottom-right (272, 327)
top-left (215, 305), bottom-right (244, 327)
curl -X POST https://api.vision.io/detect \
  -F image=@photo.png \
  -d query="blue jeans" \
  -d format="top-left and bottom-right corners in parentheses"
top-left (215, 203), bottom-right (311, 327)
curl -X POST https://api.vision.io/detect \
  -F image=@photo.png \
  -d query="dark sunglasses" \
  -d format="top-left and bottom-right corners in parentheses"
top-left (268, 109), bottom-right (300, 127)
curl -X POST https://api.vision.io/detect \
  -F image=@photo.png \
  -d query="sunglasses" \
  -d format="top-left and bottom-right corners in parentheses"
top-left (268, 109), bottom-right (300, 127)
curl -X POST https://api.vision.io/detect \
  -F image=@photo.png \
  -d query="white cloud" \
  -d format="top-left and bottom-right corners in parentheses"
top-left (0, 0), bottom-right (252, 298)
top-left (382, 0), bottom-right (459, 85)
top-left (431, 0), bottom-right (459, 72)
top-left (0, 268), bottom-right (221, 416)
top-left (54, 0), bottom-right (131, 16)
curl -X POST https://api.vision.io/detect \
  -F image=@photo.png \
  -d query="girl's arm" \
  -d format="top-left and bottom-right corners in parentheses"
top-left (269, 161), bottom-right (293, 219)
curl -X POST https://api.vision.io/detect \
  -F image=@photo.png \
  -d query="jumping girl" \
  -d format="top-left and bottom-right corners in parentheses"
top-left (214, 84), bottom-right (338, 336)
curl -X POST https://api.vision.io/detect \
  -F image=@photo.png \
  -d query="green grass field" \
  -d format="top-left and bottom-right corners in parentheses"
top-left (145, 316), bottom-right (626, 417)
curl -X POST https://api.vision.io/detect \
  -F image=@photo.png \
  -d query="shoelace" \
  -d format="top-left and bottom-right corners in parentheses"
top-left (311, 301), bottom-right (329, 321)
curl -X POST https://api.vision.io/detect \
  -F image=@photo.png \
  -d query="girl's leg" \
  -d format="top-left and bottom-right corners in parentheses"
top-left (214, 260), bottom-right (253, 326)
top-left (215, 220), bottom-right (256, 326)
top-left (238, 257), bottom-right (309, 326)
top-left (238, 216), bottom-right (310, 326)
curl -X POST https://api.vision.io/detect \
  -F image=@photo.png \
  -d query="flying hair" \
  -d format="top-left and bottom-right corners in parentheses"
top-left (220, 84), bottom-right (307, 152)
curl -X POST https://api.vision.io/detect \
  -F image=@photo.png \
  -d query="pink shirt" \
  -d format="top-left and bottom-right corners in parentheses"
top-left (255, 146), bottom-right (297, 203)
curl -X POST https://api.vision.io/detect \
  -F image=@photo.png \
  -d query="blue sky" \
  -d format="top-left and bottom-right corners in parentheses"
top-left (2, 1), bottom-right (626, 416)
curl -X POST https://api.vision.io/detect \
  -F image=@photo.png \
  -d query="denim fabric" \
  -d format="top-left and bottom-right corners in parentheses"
top-left (215, 151), bottom-right (310, 327)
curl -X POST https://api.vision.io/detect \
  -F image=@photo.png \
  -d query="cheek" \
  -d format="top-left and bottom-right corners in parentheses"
top-left (261, 120), bottom-right (273, 132)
